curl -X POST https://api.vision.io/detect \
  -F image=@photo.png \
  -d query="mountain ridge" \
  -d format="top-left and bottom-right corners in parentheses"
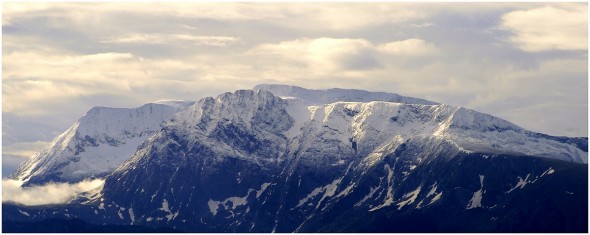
top-left (4, 84), bottom-right (587, 232)
top-left (254, 83), bottom-right (439, 105)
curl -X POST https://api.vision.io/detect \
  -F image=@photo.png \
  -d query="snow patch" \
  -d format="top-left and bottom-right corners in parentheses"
top-left (256, 183), bottom-right (271, 198)
top-left (430, 192), bottom-right (443, 204)
top-left (160, 199), bottom-right (179, 221)
top-left (467, 175), bottom-right (485, 209)
top-left (129, 208), bottom-right (135, 224)
top-left (336, 183), bottom-right (356, 198)
top-left (355, 186), bottom-right (378, 207)
top-left (426, 183), bottom-right (438, 198)
top-left (396, 186), bottom-right (422, 210)
top-left (226, 195), bottom-right (249, 209)
top-left (417, 183), bottom-right (443, 208)
top-left (207, 183), bottom-right (270, 216)
top-left (331, 160), bottom-right (346, 166)
top-left (296, 177), bottom-right (343, 209)
top-left (296, 187), bottom-right (324, 208)
top-left (208, 199), bottom-right (220, 216)
top-left (541, 167), bottom-right (555, 177)
top-left (160, 199), bottom-right (170, 212)
top-left (18, 209), bottom-right (30, 217)
top-left (369, 163), bottom-right (397, 211)
top-left (506, 174), bottom-right (530, 193)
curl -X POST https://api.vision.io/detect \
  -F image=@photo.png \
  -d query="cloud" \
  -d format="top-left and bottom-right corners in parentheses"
top-left (2, 179), bottom-right (105, 205)
top-left (250, 38), bottom-right (377, 72)
top-left (3, 141), bottom-right (50, 159)
top-left (2, 50), bottom-right (204, 115)
top-left (378, 39), bottom-right (439, 56)
top-left (3, 3), bottom-right (426, 32)
top-left (249, 37), bottom-right (438, 74)
top-left (267, 4), bottom-right (426, 31)
top-left (501, 5), bottom-right (587, 52)
top-left (412, 22), bottom-right (433, 27)
top-left (2, 3), bottom-right (260, 27)
top-left (102, 34), bottom-right (239, 47)
top-left (469, 58), bottom-right (587, 136)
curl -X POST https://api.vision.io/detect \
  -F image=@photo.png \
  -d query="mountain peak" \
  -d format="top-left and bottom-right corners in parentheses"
top-left (12, 102), bottom-right (190, 185)
top-left (253, 84), bottom-right (438, 105)
top-left (149, 100), bottom-right (195, 108)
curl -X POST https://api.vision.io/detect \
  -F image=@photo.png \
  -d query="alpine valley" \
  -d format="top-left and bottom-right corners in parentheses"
top-left (3, 84), bottom-right (587, 232)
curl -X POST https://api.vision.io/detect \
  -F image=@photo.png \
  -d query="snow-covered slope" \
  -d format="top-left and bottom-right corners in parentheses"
top-left (104, 88), bottom-right (586, 190)
top-left (11, 101), bottom-right (194, 186)
top-left (251, 85), bottom-right (586, 164)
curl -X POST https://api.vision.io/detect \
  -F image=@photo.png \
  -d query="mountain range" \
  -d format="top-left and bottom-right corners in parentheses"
top-left (3, 84), bottom-right (587, 232)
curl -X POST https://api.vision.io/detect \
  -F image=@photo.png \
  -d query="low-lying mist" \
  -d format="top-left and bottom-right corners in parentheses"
top-left (2, 179), bottom-right (105, 206)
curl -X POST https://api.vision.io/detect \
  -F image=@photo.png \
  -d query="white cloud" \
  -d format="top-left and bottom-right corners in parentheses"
top-left (102, 34), bottom-right (239, 47)
top-left (2, 50), bottom-right (203, 115)
top-left (3, 3), bottom-right (426, 32)
top-left (501, 5), bottom-right (587, 52)
top-left (3, 80), bottom-right (92, 116)
top-left (249, 37), bottom-right (438, 74)
top-left (3, 141), bottom-right (50, 159)
top-left (2, 3), bottom-right (53, 26)
top-left (468, 59), bottom-right (588, 107)
top-left (409, 22), bottom-right (433, 28)
top-left (2, 179), bottom-right (105, 205)
top-left (378, 39), bottom-right (439, 56)
top-left (2, 3), bottom-right (260, 26)
top-left (271, 4), bottom-right (426, 30)
top-left (250, 37), bottom-right (375, 72)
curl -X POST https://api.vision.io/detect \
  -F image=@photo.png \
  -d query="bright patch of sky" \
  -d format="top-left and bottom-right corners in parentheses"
top-left (2, 3), bottom-right (587, 176)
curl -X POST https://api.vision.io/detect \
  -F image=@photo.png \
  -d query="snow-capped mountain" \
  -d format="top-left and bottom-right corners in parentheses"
top-left (4, 85), bottom-right (587, 232)
top-left (10, 101), bottom-right (194, 186)
top-left (255, 85), bottom-right (586, 164)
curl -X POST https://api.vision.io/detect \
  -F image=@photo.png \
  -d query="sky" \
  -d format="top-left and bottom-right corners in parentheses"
top-left (2, 3), bottom-right (588, 177)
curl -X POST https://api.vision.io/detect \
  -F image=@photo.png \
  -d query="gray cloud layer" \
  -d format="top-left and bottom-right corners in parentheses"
top-left (2, 3), bottom-right (588, 175)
